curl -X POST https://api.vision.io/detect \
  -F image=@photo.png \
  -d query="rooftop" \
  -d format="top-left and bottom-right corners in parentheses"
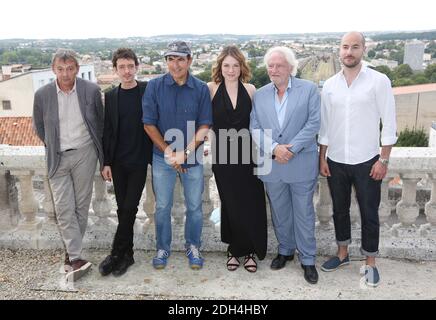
top-left (0, 117), bottom-right (42, 146)
top-left (393, 83), bottom-right (436, 95)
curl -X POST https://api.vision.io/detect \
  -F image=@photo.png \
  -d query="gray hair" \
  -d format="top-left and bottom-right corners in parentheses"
top-left (52, 48), bottom-right (79, 67)
top-left (264, 46), bottom-right (299, 77)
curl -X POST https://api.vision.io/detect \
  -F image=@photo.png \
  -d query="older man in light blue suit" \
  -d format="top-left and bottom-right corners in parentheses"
top-left (250, 46), bottom-right (320, 284)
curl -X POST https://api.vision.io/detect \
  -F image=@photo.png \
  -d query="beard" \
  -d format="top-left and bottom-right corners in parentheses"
top-left (342, 56), bottom-right (361, 68)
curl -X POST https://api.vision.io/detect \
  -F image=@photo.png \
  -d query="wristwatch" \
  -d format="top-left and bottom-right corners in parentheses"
top-left (378, 158), bottom-right (389, 166)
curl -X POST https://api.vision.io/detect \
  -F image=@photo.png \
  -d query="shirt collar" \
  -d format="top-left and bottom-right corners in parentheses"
top-left (274, 77), bottom-right (292, 93)
top-left (340, 63), bottom-right (368, 79)
top-left (164, 72), bottom-right (195, 89)
top-left (56, 79), bottom-right (77, 94)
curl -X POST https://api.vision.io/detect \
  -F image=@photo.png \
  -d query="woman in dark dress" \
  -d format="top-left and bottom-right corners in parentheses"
top-left (207, 46), bottom-right (267, 273)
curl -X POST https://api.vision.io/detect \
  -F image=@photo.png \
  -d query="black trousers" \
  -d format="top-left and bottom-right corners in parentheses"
top-left (111, 163), bottom-right (148, 257)
top-left (327, 156), bottom-right (381, 256)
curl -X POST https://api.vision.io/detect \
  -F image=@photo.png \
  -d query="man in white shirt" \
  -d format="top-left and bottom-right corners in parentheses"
top-left (318, 32), bottom-right (397, 287)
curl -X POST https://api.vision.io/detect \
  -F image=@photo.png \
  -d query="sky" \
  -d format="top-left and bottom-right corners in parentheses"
top-left (1, 0), bottom-right (435, 39)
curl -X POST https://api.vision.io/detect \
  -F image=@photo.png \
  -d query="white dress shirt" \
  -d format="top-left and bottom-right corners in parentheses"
top-left (318, 65), bottom-right (397, 165)
top-left (57, 80), bottom-right (92, 151)
top-left (271, 78), bottom-right (292, 152)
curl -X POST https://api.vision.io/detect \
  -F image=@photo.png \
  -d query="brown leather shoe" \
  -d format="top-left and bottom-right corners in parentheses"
top-left (64, 253), bottom-right (72, 273)
top-left (66, 259), bottom-right (92, 282)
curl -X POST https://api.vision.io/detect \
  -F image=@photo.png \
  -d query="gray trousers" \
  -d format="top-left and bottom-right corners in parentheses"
top-left (265, 179), bottom-right (317, 266)
top-left (49, 143), bottom-right (98, 261)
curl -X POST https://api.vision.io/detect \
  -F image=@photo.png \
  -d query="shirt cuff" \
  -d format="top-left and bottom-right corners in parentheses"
top-left (142, 118), bottom-right (157, 125)
top-left (318, 136), bottom-right (328, 146)
top-left (381, 136), bottom-right (398, 146)
top-left (271, 142), bottom-right (278, 154)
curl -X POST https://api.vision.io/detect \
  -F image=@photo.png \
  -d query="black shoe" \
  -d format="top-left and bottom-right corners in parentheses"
top-left (301, 264), bottom-right (319, 284)
top-left (98, 255), bottom-right (119, 276)
top-left (112, 255), bottom-right (135, 277)
top-left (270, 254), bottom-right (294, 270)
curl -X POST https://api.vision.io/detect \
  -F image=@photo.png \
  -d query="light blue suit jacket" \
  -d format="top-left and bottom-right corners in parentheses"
top-left (250, 77), bottom-right (320, 183)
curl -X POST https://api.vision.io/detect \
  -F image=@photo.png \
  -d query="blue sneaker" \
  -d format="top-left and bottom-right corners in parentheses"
top-left (321, 255), bottom-right (350, 272)
top-left (361, 265), bottom-right (380, 287)
top-left (152, 250), bottom-right (169, 269)
top-left (186, 245), bottom-right (204, 270)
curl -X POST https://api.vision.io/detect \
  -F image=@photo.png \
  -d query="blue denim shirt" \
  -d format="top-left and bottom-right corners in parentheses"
top-left (142, 73), bottom-right (213, 166)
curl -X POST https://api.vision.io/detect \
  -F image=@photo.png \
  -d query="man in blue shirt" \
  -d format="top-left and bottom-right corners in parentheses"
top-left (142, 41), bottom-right (212, 270)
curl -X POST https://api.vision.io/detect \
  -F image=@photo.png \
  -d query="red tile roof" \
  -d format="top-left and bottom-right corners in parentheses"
top-left (0, 117), bottom-right (43, 146)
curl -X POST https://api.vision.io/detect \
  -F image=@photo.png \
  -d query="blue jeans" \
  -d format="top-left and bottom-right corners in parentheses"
top-left (152, 155), bottom-right (204, 253)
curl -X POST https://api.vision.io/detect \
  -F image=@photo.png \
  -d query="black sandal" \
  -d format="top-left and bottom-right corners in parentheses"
top-left (244, 254), bottom-right (257, 273)
top-left (226, 252), bottom-right (240, 271)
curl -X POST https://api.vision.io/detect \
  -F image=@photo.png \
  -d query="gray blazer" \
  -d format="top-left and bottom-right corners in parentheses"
top-left (33, 77), bottom-right (104, 178)
top-left (250, 77), bottom-right (321, 183)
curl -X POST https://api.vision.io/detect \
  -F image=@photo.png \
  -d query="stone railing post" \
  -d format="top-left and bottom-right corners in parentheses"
top-left (11, 170), bottom-right (41, 231)
top-left (42, 175), bottom-right (56, 225)
top-left (0, 170), bottom-right (19, 230)
top-left (379, 177), bottom-right (392, 226)
top-left (394, 173), bottom-right (421, 231)
top-left (143, 167), bottom-right (155, 234)
top-left (202, 165), bottom-right (214, 227)
top-left (92, 176), bottom-right (113, 226)
top-left (316, 177), bottom-right (333, 229)
top-left (421, 173), bottom-right (436, 236)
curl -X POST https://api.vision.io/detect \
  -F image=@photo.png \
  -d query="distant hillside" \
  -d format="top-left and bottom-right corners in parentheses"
top-left (372, 31), bottom-right (436, 41)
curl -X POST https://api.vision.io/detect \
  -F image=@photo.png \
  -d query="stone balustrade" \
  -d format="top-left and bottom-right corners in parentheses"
top-left (1, 146), bottom-right (436, 260)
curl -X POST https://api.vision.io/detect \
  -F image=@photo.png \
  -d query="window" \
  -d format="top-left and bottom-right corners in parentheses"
top-left (81, 73), bottom-right (85, 79)
top-left (88, 71), bottom-right (92, 80)
top-left (2, 100), bottom-right (11, 110)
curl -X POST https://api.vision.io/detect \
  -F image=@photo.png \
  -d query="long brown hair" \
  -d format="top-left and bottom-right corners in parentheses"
top-left (211, 45), bottom-right (252, 84)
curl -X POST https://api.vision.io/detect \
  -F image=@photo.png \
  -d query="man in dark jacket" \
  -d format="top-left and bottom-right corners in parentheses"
top-left (99, 48), bottom-right (153, 277)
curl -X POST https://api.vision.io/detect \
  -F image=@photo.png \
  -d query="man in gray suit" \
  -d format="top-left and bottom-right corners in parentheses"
top-left (250, 46), bottom-right (320, 284)
top-left (33, 49), bottom-right (104, 282)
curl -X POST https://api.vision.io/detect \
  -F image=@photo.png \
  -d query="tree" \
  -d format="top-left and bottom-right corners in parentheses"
top-left (424, 63), bottom-right (436, 81)
top-left (374, 65), bottom-right (393, 81)
top-left (393, 64), bottom-right (413, 79)
top-left (196, 69), bottom-right (211, 82)
top-left (412, 74), bottom-right (429, 85)
top-left (389, 49), bottom-right (404, 64)
top-left (250, 66), bottom-right (269, 88)
top-left (367, 49), bottom-right (376, 59)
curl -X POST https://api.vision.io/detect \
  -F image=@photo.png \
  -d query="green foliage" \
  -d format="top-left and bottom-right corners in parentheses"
top-left (424, 63), bottom-right (436, 80)
top-left (374, 65), bottom-right (393, 81)
top-left (0, 49), bottom-right (52, 68)
top-left (396, 127), bottom-right (429, 147)
top-left (393, 64), bottom-right (413, 78)
top-left (250, 66), bottom-right (269, 88)
top-left (393, 77), bottom-right (414, 87)
top-left (412, 74), bottom-right (430, 84)
top-left (367, 49), bottom-right (376, 58)
top-left (372, 31), bottom-right (436, 41)
top-left (389, 49), bottom-right (404, 64)
top-left (196, 69), bottom-right (211, 82)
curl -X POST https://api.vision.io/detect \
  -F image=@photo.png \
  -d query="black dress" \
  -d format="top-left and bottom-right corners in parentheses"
top-left (212, 81), bottom-right (267, 260)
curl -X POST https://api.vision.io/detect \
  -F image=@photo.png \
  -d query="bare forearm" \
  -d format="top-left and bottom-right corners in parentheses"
top-left (144, 125), bottom-right (168, 153)
top-left (319, 144), bottom-right (328, 161)
top-left (186, 125), bottom-right (210, 152)
top-left (380, 145), bottom-right (393, 159)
